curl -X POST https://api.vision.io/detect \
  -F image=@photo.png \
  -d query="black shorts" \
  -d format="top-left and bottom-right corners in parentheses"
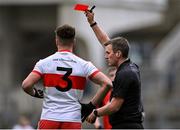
top-left (112, 122), bottom-right (144, 129)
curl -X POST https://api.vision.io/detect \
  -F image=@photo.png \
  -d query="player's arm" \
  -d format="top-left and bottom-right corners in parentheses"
top-left (85, 10), bottom-right (110, 47)
top-left (22, 72), bottom-right (43, 98)
top-left (90, 72), bottom-right (112, 105)
top-left (81, 71), bottom-right (112, 122)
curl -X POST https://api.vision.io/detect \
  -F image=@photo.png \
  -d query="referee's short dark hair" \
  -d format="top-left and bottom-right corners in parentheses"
top-left (55, 24), bottom-right (75, 45)
top-left (105, 37), bottom-right (130, 58)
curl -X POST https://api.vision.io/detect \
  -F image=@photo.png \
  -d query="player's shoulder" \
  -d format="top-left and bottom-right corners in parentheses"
top-left (36, 53), bottom-right (57, 64)
top-left (71, 54), bottom-right (97, 72)
top-left (71, 53), bottom-right (91, 64)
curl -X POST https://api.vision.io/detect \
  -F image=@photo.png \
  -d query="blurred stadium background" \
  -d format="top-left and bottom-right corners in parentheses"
top-left (0, 0), bottom-right (180, 128)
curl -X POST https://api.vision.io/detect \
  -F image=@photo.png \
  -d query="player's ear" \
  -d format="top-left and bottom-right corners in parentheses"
top-left (55, 37), bottom-right (58, 46)
top-left (74, 38), bottom-right (76, 43)
top-left (73, 38), bottom-right (76, 49)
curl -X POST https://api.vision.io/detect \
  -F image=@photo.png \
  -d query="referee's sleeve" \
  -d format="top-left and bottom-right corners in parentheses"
top-left (112, 71), bottom-right (132, 98)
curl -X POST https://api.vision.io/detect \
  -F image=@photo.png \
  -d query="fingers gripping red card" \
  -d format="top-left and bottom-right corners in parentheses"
top-left (74, 4), bottom-right (89, 11)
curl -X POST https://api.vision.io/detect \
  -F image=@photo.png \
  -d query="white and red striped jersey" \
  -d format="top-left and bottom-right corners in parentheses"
top-left (32, 50), bottom-right (99, 122)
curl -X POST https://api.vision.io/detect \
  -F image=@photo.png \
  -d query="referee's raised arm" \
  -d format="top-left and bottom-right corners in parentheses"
top-left (85, 10), bottom-right (110, 47)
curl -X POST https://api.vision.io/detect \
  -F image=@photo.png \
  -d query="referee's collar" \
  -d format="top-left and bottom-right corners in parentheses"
top-left (58, 49), bottom-right (72, 52)
top-left (117, 58), bottom-right (130, 70)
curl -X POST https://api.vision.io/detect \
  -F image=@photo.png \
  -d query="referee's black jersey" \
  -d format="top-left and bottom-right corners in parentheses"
top-left (109, 58), bottom-right (144, 126)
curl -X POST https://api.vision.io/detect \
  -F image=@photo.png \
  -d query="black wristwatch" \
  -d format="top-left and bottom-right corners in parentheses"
top-left (93, 109), bottom-right (99, 117)
top-left (90, 22), bottom-right (97, 27)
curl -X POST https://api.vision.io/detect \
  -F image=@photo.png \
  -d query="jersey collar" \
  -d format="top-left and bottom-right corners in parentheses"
top-left (58, 49), bottom-right (72, 52)
top-left (117, 58), bottom-right (131, 71)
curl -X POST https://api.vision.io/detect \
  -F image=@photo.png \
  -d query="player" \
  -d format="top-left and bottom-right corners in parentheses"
top-left (22, 24), bottom-right (112, 129)
top-left (94, 67), bottom-right (116, 129)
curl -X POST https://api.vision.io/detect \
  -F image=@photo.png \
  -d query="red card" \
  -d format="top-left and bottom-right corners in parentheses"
top-left (74, 4), bottom-right (89, 11)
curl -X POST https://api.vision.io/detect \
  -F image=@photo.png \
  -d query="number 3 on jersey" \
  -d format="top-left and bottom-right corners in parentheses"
top-left (55, 67), bottom-right (72, 92)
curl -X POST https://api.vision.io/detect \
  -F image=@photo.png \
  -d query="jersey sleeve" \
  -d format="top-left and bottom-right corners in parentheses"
top-left (84, 62), bottom-right (99, 79)
top-left (32, 60), bottom-right (44, 77)
top-left (112, 71), bottom-right (132, 98)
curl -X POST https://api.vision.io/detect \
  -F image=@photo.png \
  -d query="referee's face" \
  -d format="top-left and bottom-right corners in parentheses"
top-left (105, 44), bottom-right (118, 66)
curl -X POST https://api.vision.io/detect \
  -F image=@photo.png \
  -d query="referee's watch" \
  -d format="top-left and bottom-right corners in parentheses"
top-left (93, 109), bottom-right (99, 117)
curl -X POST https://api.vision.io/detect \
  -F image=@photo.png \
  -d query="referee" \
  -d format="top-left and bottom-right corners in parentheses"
top-left (84, 11), bottom-right (144, 129)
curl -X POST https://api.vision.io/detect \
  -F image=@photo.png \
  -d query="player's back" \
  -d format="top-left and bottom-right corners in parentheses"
top-left (33, 50), bottom-right (98, 122)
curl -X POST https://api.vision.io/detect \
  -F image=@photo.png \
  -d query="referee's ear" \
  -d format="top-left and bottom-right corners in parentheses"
top-left (115, 50), bottom-right (121, 58)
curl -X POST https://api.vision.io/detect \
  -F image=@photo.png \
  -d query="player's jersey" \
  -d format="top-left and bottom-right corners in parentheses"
top-left (32, 50), bottom-right (99, 122)
top-left (102, 90), bottom-right (112, 129)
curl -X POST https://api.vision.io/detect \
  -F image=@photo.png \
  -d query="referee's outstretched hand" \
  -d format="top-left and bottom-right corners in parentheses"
top-left (85, 10), bottom-right (95, 25)
top-left (80, 102), bottom-right (96, 122)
